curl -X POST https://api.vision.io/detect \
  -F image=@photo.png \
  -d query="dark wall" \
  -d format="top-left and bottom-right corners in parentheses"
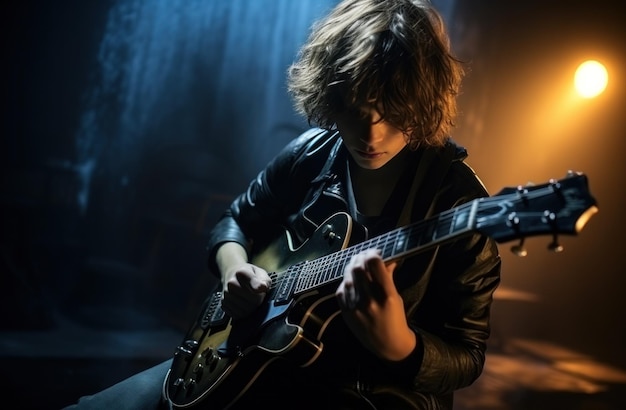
top-left (2, 0), bottom-right (341, 331)
top-left (2, 0), bottom-right (115, 328)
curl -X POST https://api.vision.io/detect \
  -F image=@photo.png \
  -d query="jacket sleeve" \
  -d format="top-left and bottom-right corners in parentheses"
top-left (412, 233), bottom-right (501, 393)
top-left (205, 129), bottom-right (334, 277)
top-left (383, 160), bottom-right (502, 395)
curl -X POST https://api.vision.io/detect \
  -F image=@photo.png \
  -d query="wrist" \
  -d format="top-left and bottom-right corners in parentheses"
top-left (385, 327), bottom-right (417, 362)
top-left (216, 242), bottom-right (248, 283)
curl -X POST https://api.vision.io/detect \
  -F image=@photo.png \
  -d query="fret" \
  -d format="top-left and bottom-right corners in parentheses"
top-left (303, 261), bottom-right (313, 290)
top-left (311, 261), bottom-right (318, 288)
top-left (381, 230), bottom-right (397, 259)
top-left (434, 213), bottom-right (450, 240)
top-left (320, 261), bottom-right (328, 285)
top-left (321, 256), bottom-right (334, 285)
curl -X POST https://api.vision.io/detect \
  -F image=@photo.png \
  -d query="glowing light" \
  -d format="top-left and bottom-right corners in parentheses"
top-left (574, 60), bottom-right (608, 98)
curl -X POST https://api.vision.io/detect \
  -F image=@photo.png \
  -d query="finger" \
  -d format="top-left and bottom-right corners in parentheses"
top-left (364, 252), bottom-right (397, 294)
top-left (348, 251), bottom-right (373, 280)
top-left (345, 252), bottom-right (375, 310)
top-left (336, 281), bottom-right (354, 310)
top-left (337, 255), bottom-right (361, 309)
top-left (236, 268), bottom-right (270, 294)
top-left (252, 266), bottom-right (273, 289)
top-left (351, 262), bottom-right (369, 308)
top-left (345, 279), bottom-right (358, 309)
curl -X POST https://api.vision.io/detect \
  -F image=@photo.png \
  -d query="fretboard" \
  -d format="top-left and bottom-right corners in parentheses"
top-left (293, 200), bottom-right (478, 295)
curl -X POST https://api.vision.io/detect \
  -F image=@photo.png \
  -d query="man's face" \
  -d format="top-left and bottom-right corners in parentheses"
top-left (335, 107), bottom-right (408, 170)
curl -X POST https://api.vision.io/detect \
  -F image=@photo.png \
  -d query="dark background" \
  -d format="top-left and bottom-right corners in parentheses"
top-left (2, 1), bottom-right (625, 409)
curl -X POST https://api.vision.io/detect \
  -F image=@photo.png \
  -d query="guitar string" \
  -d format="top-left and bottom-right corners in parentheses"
top-left (265, 182), bottom-right (564, 293)
top-left (266, 194), bottom-right (502, 291)
top-left (265, 200), bottom-right (471, 292)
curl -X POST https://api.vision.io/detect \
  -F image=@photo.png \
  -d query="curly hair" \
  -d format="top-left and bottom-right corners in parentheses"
top-left (287, 0), bottom-right (465, 148)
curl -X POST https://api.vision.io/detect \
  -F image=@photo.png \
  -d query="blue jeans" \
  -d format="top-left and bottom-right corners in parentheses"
top-left (63, 359), bottom-right (173, 410)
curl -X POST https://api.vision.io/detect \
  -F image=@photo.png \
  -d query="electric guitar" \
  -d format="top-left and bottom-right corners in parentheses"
top-left (163, 171), bottom-right (598, 409)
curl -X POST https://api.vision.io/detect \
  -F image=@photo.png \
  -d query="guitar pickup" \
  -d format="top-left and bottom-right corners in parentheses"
top-left (275, 264), bottom-right (300, 305)
top-left (200, 291), bottom-right (227, 329)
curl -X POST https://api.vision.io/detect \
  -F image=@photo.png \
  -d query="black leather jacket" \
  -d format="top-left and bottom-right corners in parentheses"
top-left (206, 128), bottom-right (501, 409)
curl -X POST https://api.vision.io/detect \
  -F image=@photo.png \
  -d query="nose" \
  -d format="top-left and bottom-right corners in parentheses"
top-left (359, 121), bottom-right (385, 145)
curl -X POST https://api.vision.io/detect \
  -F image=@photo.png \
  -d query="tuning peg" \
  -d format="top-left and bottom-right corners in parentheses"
top-left (548, 235), bottom-right (563, 252)
top-left (542, 211), bottom-right (564, 252)
top-left (511, 238), bottom-right (528, 257)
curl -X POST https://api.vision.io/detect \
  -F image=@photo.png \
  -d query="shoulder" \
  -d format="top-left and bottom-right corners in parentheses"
top-left (272, 128), bottom-right (342, 175)
top-left (283, 128), bottom-right (341, 160)
top-left (436, 139), bottom-right (491, 207)
top-left (263, 127), bottom-right (341, 183)
top-left (448, 161), bottom-right (490, 196)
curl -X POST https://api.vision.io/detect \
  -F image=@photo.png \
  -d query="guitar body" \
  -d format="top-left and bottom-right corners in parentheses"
top-left (164, 212), bottom-right (366, 409)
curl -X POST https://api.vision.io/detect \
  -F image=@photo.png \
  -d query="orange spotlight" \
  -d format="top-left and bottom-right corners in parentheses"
top-left (574, 60), bottom-right (608, 98)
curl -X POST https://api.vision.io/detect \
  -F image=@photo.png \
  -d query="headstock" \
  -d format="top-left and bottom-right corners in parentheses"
top-left (476, 171), bottom-right (598, 256)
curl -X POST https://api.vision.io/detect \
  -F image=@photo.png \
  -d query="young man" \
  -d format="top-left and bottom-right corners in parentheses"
top-left (66, 0), bottom-right (501, 408)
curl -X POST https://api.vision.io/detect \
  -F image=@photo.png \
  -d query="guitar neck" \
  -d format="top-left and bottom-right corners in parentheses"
top-left (279, 171), bottom-right (597, 300)
top-left (292, 200), bottom-right (477, 295)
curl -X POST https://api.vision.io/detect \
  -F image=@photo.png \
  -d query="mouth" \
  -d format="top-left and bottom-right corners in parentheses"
top-left (355, 149), bottom-right (384, 159)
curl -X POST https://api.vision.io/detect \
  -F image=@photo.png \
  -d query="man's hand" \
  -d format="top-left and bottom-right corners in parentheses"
top-left (221, 263), bottom-right (271, 319)
top-left (335, 249), bottom-right (417, 361)
top-left (216, 242), bottom-right (272, 319)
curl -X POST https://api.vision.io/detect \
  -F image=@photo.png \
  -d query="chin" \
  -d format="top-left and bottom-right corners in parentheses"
top-left (356, 159), bottom-right (386, 170)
